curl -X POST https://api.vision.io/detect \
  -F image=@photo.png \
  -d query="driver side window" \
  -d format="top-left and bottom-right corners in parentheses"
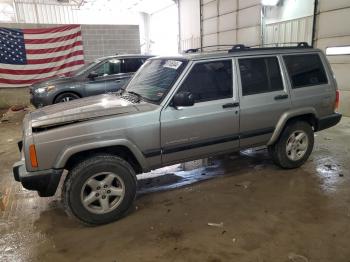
top-left (94, 59), bottom-right (121, 77)
top-left (177, 60), bottom-right (233, 103)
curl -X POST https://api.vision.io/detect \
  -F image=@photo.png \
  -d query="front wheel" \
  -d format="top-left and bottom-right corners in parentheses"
top-left (54, 92), bottom-right (80, 103)
top-left (62, 155), bottom-right (137, 225)
top-left (268, 121), bottom-right (314, 169)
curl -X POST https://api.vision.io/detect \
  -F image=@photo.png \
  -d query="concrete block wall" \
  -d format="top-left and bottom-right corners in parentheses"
top-left (81, 24), bottom-right (140, 62)
top-left (315, 0), bottom-right (350, 116)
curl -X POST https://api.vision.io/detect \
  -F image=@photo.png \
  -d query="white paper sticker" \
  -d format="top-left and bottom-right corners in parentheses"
top-left (163, 60), bottom-right (182, 70)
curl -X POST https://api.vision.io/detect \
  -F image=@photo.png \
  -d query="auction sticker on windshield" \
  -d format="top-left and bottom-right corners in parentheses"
top-left (163, 60), bottom-right (182, 70)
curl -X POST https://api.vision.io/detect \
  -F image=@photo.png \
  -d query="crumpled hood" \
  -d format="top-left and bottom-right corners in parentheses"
top-left (30, 94), bottom-right (137, 129)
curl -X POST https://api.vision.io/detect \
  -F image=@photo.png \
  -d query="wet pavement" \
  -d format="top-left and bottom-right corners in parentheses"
top-left (1, 111), bottom-right (350, 262)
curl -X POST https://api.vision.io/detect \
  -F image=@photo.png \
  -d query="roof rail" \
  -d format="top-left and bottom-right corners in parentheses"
top-left (184, 45), bottom-right (236, 54)
top-left (228, 42), bottom-right (312, 53)
top-left (184, 48), bottom-right (200, 53)
top-left (183, 42), bottom-right (312, 54)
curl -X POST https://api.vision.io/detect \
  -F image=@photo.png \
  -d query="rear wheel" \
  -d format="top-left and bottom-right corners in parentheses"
top-left (268, 121), bottom-right (314, 169)
top-left (54, 92), bottom-right (80, 103)
top-left (62, 154), bottom-right (137, 225)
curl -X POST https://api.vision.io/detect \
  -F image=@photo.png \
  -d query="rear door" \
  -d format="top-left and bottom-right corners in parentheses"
top-left (237, 55), bottom-right (292, 148)
top-left (282, 53), bottom-right (333, 116)
top-left (160, 59), bottom-right (240, 165)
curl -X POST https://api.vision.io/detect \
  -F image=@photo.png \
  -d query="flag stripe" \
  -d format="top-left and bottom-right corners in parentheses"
top-left (27, 50), bottom-right (84, 64)
top-left (26, 41), bottom-right (83, 54)
top-left (23, 26), bottom-right (81, 40)
top-left (0, 25), bottom-right (84, 88)
top-left (27, 45), bottom-right (83, 59)
top-left (22, 25), bottom-right (80, 34)
top-left (25, 36), bottom-right (82, 49)
top-left (24, 31), bottom-right (82, 44)
top-left (0, 63), bottom-right (84, 81)
top-left (0, 61), bottom-right (85, 83)
top-left (0, 56), bottom-right (85, 72)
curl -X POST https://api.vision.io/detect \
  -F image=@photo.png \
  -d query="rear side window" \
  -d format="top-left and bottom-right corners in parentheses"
top-left (239, 57), bottom-right (284, 96)
top-left (283, 54), bottom-right (328, 88)
top-left (179, 60), bottom-right (232, 102)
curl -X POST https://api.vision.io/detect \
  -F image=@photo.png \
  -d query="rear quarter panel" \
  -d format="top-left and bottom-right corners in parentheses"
top-left (282, 51), bottom-right (336, 118)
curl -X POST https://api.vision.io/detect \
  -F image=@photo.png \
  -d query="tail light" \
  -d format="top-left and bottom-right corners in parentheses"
top-left (335, 90), bottom-right (340, 111)
top-left (29, 144), bottom-right (38, 168)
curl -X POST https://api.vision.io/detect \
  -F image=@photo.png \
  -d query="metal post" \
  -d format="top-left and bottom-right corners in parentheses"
top-left (311, 0), bottom-right (318, 47)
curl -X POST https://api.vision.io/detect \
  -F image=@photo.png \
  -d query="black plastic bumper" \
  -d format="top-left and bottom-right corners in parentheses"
top-left (12, 161), bottom-right (63, 197)
top-left (317, 113), bottom-right (342, 131)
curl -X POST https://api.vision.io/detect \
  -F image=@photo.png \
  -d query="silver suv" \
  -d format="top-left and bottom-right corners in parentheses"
top-left (13, 43), bottom-right (342, 225)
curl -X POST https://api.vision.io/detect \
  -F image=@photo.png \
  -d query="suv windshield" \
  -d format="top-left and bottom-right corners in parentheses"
top-left (125, 59), bottom-right (187, 103)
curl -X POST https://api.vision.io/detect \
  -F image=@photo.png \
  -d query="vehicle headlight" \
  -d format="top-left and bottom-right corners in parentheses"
top-left (35, 85), bottom-right (55, 94)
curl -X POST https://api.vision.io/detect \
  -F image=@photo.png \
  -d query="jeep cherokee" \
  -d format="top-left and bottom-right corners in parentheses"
top-left (13, 43), bottom-right (342, 225)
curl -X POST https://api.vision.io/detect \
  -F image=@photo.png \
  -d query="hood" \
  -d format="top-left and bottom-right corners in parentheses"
top-left (30, 94), bottom-right (138, 129)
top-left (31, 75), bottom-right (76, 89)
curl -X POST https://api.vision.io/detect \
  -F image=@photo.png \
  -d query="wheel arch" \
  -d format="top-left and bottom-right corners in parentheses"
top-left (267, 108), bottom-right (318, 146)
top-left (55, 140), bottom-right (148, 174)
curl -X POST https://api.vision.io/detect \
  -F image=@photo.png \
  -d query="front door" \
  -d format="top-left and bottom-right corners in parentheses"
top-left (160, 59), bottom-right (240, 165)
top-left (237, 55), bottom-right (292, 148)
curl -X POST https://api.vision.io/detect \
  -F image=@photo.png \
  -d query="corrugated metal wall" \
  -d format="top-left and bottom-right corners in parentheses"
top-left (201, 0), bottom-right (262, 49)
top-left (179, 0), bottom-right (201, 51)
top-left (13, 0), bottom-right (79, 24)
top-left (316, 0), bottom-right (350, 116)
top-left (264, 15), bottom-right (313, 46)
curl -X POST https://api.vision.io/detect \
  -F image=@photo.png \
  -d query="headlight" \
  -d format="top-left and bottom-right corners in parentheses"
top-left (35, 85), bottom-right (55, 94)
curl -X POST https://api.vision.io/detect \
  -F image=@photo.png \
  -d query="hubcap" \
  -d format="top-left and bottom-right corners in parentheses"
top-left (60, 96), bottom-right (76, 102)
top-left (286, 130), bottom-right (309, 161)
top-left (80, 172), bottom-right (125, 214)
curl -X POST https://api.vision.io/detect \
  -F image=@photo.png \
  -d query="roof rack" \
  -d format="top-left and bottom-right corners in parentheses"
top-left (184, 48), bottom-right (200, 53)
top-left (228, 42), bottom-right (311, 53)
top-left (183, 42), bottom-right (312, 54)
top-left (184, 45), bottom-right (237, 54)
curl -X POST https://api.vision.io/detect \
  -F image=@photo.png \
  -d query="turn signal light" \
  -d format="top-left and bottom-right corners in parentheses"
top-left (335, 90), bottom-right (340, 111)
top-left (29, 144), bottom-right (38, 168)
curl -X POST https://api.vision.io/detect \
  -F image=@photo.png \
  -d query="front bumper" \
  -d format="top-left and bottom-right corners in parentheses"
top-left (30, 94), bottom-right (52, 108)
top-left (317, 113), bottom-right (342, 131)
top-left (12, 160), bottom-right (63, 197)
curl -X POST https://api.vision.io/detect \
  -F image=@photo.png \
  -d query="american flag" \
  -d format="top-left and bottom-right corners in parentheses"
top-left (0, 25), bottom-right (84, 87)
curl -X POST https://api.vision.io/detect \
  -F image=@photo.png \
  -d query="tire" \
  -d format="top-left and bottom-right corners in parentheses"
top-left (62, 154), bottom-right (137, 225)
top-left (54, 92), bottom-right (80, 103)
top-left (268, 121), bottom-right (314, 169)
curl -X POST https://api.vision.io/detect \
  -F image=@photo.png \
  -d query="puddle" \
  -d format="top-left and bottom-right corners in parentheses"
top-left (314, 156), bottom-right (345, 193)
top-left (137, 148), bottom-right (270, 194)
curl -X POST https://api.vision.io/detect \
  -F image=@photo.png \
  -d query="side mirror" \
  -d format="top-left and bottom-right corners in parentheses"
top-left (88, 71), bottom-right (98, 80)
top-left (172, 91), bottom-right (195, 108)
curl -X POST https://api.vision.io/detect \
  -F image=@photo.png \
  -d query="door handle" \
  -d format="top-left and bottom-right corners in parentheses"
top-left (222, 102), bottom-right (239, 109)
top-left (115, 80), bottom-right (121, 83)
top-left (274, 94), bottom-right (288, 100)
